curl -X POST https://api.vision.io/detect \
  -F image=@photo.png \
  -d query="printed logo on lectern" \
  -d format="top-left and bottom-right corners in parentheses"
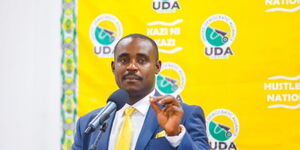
top-left (152, 0), bottom-right (181, 13)
top-left (155, 62), bottom-right (185, 101)
top-left (201, 14), bottom-right (236, 59)
top-left (90, 14), bottom-right (123, 57)
top-left (206, 109), bottom-right (239, 150)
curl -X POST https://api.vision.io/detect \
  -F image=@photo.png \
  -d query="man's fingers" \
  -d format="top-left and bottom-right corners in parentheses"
top-left (149, 96), bottom-right (162, 114)
top-left (153, 95), bottom-right (166, 101)
top-left (165, 104), bottom-right (183, 114)
top-left (150, 95), bottom-right (182, 115)
top-left (157, 95), bottom-right (180, 106)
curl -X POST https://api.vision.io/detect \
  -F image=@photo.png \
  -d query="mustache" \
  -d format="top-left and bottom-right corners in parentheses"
top-left (122, 73), bottom-right (143, 80)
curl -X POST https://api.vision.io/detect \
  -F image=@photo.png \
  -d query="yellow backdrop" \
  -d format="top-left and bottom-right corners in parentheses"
top-left (77, 0), bottom-right (300, 149)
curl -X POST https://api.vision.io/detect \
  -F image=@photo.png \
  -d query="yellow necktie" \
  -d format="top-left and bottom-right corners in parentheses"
top-left (115, 107), bottom-right (136, 150)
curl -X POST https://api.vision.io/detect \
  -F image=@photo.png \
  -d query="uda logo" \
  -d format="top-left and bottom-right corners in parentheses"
top-left (152, 0), bottom-right (181, 13)
top-left (206, 109), bottom-right (239, 150)
top-left (155, 62), bottom-right (185, 101)
top-left (201, 14), bottom-right (236, 59)
top-left (90, 14), bottom-right (123, 57)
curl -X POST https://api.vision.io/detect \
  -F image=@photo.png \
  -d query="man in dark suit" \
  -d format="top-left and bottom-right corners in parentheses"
top-left (72, 34), bottom-right (210, 150)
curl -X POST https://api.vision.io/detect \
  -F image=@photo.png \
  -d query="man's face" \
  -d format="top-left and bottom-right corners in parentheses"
top-left (112, 37), bottom-right (161, 95)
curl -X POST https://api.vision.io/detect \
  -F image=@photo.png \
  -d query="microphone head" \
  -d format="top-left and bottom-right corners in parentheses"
top-left (107, 89), bottom-right (129, 111)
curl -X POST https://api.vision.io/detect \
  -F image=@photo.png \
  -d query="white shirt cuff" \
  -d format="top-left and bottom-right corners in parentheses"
top-left (165, 125), bottom-right (186, 148)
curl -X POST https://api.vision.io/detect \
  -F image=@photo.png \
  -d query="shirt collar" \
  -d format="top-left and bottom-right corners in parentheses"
top-left (120, 89), bottom-right (155, 116)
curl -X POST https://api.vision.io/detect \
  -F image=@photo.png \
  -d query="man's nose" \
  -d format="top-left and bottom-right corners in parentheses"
top-left (127, 61), bottom-right (138, 71)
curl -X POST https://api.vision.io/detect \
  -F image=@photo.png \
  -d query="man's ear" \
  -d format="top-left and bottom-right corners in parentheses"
top-left (155, 60), bottom-right (161, 74)
top-left (111, 61), bottom-right (115, 73)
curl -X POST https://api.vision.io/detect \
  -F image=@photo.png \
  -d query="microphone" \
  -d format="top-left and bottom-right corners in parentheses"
top-left (84, 89), bottom-right (129, 134)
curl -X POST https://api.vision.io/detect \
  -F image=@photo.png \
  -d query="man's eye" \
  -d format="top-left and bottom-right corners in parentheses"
top-left (119, 58), bottom-right (128, 63)
top-left (138, 58), bottom-right (146, 64)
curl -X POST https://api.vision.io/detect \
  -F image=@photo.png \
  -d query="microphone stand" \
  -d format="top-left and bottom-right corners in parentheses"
top-left (88, 122), bottom-right (108, 150)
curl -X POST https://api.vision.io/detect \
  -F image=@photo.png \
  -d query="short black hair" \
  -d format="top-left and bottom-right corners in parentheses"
top-left (113, 33), bottom-right (159, 60)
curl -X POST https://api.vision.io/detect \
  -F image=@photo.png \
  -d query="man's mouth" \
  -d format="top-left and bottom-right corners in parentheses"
top-left (122, 74), bottom-right (142, 81)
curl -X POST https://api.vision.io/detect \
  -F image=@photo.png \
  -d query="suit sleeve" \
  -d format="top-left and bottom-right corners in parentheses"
top-left (72, 117), bottom-right (83, 150)
top-left (177, 105), bottom-right (210, 150)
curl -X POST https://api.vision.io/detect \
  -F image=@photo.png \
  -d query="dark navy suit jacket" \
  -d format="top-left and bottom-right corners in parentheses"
top-left (72, 95), bottom-right (210, 150)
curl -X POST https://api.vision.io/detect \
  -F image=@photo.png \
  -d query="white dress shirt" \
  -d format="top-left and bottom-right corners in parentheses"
top-left (108, 90), bottom-right (185, 150)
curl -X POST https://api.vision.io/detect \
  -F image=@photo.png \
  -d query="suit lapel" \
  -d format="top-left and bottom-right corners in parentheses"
top-left (92, 111), bottom-right (115, 150)
top-left (135, 91), bottom-right (162, 150)
top-left (135, 107), bottom-right (159, 150)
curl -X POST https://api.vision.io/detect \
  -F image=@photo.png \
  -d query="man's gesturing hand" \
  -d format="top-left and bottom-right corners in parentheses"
top-left (150, 95), bottom-right (183, 136)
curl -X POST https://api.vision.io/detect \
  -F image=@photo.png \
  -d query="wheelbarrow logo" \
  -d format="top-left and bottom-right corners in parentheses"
top-left (90, 14), bottom-right (123, 58)
top-left (201, 14), bottom-right (236, 59)
top-left (155, 62), bottom-right (185, 101)
top-left (209, 121), bottom-right (232, 142)
top-left (206, 27), bottom-right (229, 47)
top-left (206, 109), bottom-right (239, 149)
